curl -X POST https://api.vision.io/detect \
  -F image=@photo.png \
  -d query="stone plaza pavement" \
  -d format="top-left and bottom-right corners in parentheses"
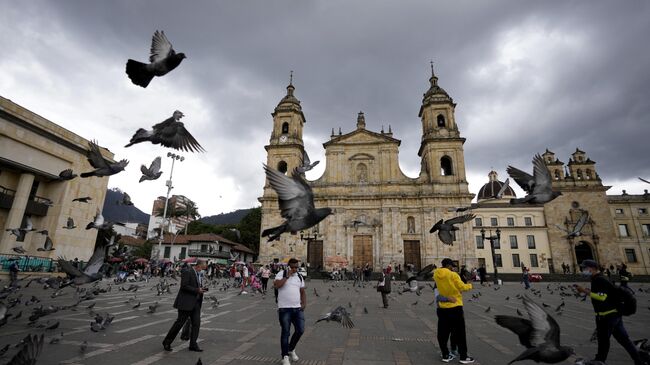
top-left (1, 276), bottom-right (648, 365)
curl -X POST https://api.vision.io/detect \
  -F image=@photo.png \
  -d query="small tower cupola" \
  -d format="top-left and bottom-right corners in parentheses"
top-left (356, 111), bottom-right (366, 130)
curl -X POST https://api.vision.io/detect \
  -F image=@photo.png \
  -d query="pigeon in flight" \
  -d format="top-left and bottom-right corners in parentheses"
top-left (315, 306), bottom-right (354, 328)
top-left (118, 192), bottom-right (134, 206)
top-left (261, 165), bottom-right (333, 242)
top-left (404, 264), bottom-right (434, 294)
top-left (229, 228), bottom-right (241, 241)
top-left (229, 251), bottom-right (240, 262)
top-left (639, 177), bottom-right (650, 184)
top-left (126, 30), bottom-right (186, 88)
top-left (555, 210), bottom-right (589, 239)
top-left (429, 214), bottom-right (476, 245)
top-left (125, 110), bottom-right (205, 153)
top-left (494, 178), bottom-right (511, 199)
top-left (507, 154), bottom-right (562, 204)
top-left (58, 169), bottom-right (77, 181)
top-left (86, 208), bottom-right (124, 231)
top-left (495, 295), bottom-right (574, 364)
top-left (139, 156), bottom-right (163, 182)
top-left (8, 334), bottom-right (44, 365)
top-left (36, 236), bottom-right (55, 252)
top-left (57, 244), bottom-right (106, 285)
top-left (446, 206), bottom-right (472, 213)
top-left (295, 150), bottom-right (320, 174)
top-left (80, 140), bottom-right (129, 178)
top-left (72, 197), bottom-right (92, 203)
top-left (63, 217), bottom-right (77, 229)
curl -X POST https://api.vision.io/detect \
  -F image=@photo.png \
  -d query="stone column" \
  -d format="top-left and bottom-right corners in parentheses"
top-left (0, 173), bottom-right (35, 253)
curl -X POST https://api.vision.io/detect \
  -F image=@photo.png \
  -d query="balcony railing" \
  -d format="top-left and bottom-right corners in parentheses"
top-left (188, 250), bottom-right (230, 259)
top-left (25, 195), bottom-right (49, 216)
top-left (0, 185), bottom-right (15, 210)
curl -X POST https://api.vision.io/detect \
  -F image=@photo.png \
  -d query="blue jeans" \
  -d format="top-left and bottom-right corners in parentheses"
top-left (278, 308), bottom-right (305, 357)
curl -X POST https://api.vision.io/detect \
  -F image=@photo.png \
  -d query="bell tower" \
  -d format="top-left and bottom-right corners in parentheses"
top-left (265, 72), bottom-right (305, 176)
top-left (417, 64), bottom-right (470, 194)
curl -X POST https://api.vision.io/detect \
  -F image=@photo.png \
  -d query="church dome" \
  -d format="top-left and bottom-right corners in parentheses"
top-left (477, 171), bottom-right (516, 202)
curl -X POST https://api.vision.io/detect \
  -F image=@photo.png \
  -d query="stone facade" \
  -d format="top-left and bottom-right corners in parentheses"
top-left (259, 72), bottom-right (475, 271)
top-left (0, 95), bottom-right (111, 261)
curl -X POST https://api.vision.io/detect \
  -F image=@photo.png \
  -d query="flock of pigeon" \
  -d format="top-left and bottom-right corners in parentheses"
top-left (2, 28), bottom-right (649, 365)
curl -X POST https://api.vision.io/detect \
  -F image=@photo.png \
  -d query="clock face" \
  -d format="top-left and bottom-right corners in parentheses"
top-left (279, 135), bottom-right (288, 143)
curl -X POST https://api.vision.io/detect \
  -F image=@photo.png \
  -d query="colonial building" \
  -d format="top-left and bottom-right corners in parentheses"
top-left (157, 233), bottom-right (256, 264)
top-left (0, 96), bottom-right (111, 261)
top-left (258, 73), bottom-right (650, 275)
top-left (471, 171), bottom-right (553, 275)
top-left (259, 70), bottom-right (476, 271)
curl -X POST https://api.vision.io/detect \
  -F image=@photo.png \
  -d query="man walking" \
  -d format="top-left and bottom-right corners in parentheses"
top-left (574, 259), bottom-right (644, 364)
top-left (274, 258), bottom-right (306, 365)
top-left (477, 265), bottom-right (486, 285)
top-left (434, 258), bottom-right (474, 364)
top-left (163, 258), bottom-right (207, 352)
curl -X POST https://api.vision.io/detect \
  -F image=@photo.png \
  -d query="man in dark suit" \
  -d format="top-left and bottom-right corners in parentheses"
top-left (163, 259), bottom-right (207, 352)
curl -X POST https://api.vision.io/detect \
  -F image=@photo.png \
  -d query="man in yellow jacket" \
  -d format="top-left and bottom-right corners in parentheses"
top-left (434, 258), bottom-right (474, 364)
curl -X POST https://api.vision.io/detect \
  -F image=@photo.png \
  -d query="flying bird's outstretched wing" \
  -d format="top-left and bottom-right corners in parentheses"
top-left (85, 140), bottom-right (110, 170)
top-left (445, 214), bottom-right (476, 226)
top-left (149, 30), bottom-right (174, 63)
top-left (264, 165), bottom-right (314, 220)
top-left (531, 154), bottom-right (553, 196)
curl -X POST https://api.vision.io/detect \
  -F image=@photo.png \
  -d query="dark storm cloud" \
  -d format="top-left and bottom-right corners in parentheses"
top-left (2, 1), bottom-right (648, 214)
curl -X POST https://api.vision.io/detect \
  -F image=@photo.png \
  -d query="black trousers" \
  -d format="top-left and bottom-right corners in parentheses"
top-left (595, 314), bottom-right (642, 364)
top-left (437, 306), bottom-right (468, 358)
top-left (164, 303), bottom-right (201, 348)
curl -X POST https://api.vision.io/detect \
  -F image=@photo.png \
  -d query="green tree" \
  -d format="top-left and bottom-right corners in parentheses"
top-left (132, 240), bottom-right (154, 258)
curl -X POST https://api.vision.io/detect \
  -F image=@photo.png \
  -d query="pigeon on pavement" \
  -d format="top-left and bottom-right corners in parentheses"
top-left (126, 30), bottom-right (186, 88)
top-left (261, 164), bottom-right (333, 242)
top-left (80, 140), bottom-right (129, 178)
top-left (495, 295), bottom-right (574, 364)
top-left (507, 154), bottom-right (562, 204)
top-left (139, 156), bottom-right (163, 182)
top-left (315, 306), bottom-right (354, 328)
top-left (429, 214), bottom-right (476, 245)
top-left (125, 110), bottom-right (204, 153)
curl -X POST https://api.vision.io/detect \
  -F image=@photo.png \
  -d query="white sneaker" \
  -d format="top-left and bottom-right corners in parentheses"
top-left (289, 350), bottom-right (299, 361)
top-left (281, 355), bottom-right (291, 365)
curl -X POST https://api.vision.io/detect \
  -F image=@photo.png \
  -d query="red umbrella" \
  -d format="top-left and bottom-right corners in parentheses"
top-left (134, 258), bottom-right (149, 264)
top-left (108, 257), bottom-right (123, 263)
top-left (182, 257), bottom-right (197, 263)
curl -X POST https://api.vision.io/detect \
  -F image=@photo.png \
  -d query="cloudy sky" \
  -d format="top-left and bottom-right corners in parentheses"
top-left (2, 1), bottom-right (649, 217)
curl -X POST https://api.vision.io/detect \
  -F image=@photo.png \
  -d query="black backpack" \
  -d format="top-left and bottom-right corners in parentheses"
top-left (614, 285), bottom-right (636, 316)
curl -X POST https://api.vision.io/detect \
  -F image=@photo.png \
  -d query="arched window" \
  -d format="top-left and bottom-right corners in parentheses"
top-left (554, 170), bottom-right (561, 180)
top-left (281, 122), bottom-right (289, 134)
top-left (585, 169), bottom-right (592, 179)
top-left (437, 114), bottom-right (446, 127)
top-left (576, 169), bottom-right (583, 180)
top-left (407, 216), bottom-right (415, 233)
top-left (356, 163), bottom-right (368, 183)
top-left (277, 160), bottom-right (288, 174)
top-left (440, 156), bottom-right (453, 176)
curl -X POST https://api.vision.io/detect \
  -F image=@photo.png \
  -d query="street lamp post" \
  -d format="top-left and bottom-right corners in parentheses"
top-left (155, 152), bottom-right (184, 260)
top-left (481, 228), bottom-right (501, 285)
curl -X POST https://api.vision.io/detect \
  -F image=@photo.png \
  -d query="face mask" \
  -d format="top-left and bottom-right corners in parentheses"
top-left (581, 269), bottom-right (592, 277)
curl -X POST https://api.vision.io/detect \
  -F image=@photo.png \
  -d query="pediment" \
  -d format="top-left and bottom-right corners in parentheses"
top-left (323, 129), bottom-right (400, 147)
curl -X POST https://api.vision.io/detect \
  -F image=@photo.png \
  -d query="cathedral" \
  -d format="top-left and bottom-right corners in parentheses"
top-left (258, 71), bottom-right (650, 275)
top-left (259, 70), bottom-right (476, 271)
